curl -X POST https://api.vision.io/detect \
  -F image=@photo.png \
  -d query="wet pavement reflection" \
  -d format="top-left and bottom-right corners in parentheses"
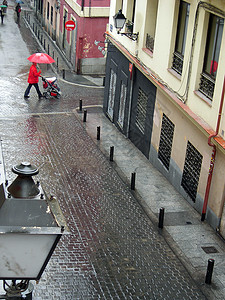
top-left (0, 3), bottom-right (207, 300)
top-left (0, 114), bottom-right (206, 299)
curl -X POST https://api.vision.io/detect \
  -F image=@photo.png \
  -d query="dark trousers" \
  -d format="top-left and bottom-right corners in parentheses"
top-left (0, 14), bottom-right (4, 24)
top-left (24, 83), bottom-right (42, 97)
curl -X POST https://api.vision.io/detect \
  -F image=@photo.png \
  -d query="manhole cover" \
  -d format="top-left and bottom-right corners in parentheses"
top-left (202, 246), bottom-right (219, 254)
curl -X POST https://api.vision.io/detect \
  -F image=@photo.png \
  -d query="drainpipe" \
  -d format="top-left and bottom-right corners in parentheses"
top-left (201, 76), bottom-right (225, 221)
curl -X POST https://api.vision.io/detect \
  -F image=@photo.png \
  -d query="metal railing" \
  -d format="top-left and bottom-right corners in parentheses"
top-left (146, 33), bottom-right (154, 52)
top-left (199, 72), bottom-right (215, 100)
top-left (172, 51), bottom-right (183, 75)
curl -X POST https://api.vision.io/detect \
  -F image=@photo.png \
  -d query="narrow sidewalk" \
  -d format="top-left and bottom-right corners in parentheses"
top-left (75, 106), bottom-right (225, 300)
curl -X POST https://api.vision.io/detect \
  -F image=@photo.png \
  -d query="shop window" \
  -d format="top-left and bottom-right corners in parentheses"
top-left (172, 1), bottom-right (190, 75)
top-left (135, 88), bottom-right (148, 134)
top-left (199, 14), bottom-right (224, 100)
top-left (181, 141), bottom-right (202, 202)
top-left (158, 114), bottom-right (174, 170)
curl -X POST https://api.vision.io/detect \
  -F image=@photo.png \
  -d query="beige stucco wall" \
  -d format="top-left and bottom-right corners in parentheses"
top-left (110, 0), bottom-right (225, 136)
top-left (151, 88), bottom-right (225, 219)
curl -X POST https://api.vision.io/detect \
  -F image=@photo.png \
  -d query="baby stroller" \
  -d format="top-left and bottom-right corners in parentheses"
top-left (41, 76), bottom-right (61, 99)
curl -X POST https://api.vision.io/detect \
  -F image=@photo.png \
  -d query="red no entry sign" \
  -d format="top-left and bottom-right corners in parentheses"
top-left (65, 20), bottom-right (76, 31)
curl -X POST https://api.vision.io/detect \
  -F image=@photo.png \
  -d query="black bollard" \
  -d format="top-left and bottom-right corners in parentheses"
top-left (33, 23), bottom-right (34, 31)
top-left (62, 69), bottom-right (65, 79)
top-left (79, 99), bottom-right (82, 112)
top-left (83, 109), bottom-right (87, 122)
top-left (48, 44), bottom-right (50, 55)
top-left (158, 207), bottom-right (165, 229)
top-left (110, 146), bottom-right (114, 162)
top-left (205, 259), bottom-right (215, 284)
top-left (131, 172), bottom-right (136, 190)
top-left (52, 51), bottom-right (55, 59)
top-left (44, 39), bottom-right (46, 50)
top-left (57, 57), bottom-right (59, 68)
top-left (97, 126), bottom-right (101, 140)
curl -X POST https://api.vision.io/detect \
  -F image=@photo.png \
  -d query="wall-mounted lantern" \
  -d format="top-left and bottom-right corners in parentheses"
top-left (113, 9), bottom-right (139, 41)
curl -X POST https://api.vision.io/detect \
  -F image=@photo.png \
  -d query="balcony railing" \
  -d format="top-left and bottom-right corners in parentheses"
top-left (172, 52), bottom-right (183, 75)
top-left (125, 20), bottom-right (133, 33)
top-left (146, 33), bottom-right (154, 52)
top-left (121, 20), bottom-right (138, 41)
top-left (199, 73), bottom-right (215, 100)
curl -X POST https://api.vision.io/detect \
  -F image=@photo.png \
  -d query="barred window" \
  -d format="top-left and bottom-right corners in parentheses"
top-left (158, 114), bottom-right (174, 170)
top-left (181, 141), bottom-right (203, 202)
top-left (172, 1), bottom-right (190, 75)
top-left (135, 88), bottom-right (148, 134)
top-left (199, 14), bottom-right (224, 100)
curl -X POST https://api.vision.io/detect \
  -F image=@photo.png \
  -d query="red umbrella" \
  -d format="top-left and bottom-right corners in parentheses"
top-left (27, 53), bottom-right (55, 64)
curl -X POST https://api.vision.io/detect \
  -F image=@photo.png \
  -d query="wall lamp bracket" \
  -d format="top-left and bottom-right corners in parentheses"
top-left (113, 10), bottom-right (139, 41)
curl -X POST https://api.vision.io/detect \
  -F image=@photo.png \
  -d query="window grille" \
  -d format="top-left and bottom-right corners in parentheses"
top-left (158, 114), bottom-right (175, 170)
top-left (172, 52), bottom-right (183, 75)
top-left (181, 141), bottom-right (202, 202)
top-left (146, 33), bottom-right (154, 52)
top-left (199, 73), bottom-right (215, 100)
top-left (135, 88), bottom-right (148, 134)
top-left (199, 15), bottom-right (224, 99)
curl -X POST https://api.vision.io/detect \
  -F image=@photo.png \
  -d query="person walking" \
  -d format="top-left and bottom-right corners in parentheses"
top-left (24, 62), bottom-right (43, 99)
top-left (0, 8), bottom-right (4, 24)
top-left (15, 3), bottom-right (21, 24)
top-left (2, 0), bottom-right (8, 13)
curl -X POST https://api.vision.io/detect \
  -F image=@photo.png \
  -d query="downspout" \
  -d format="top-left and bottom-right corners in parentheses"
top-left (201, 76), bottom-right (225, 221)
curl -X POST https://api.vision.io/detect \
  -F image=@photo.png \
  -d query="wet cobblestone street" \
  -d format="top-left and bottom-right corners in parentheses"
top-left (0, 114), bottom-right (206, 299)
top-left (0, 3), bottom-right (209, 299)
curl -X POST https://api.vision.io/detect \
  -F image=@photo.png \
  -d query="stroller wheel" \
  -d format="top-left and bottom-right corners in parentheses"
top-left (56, 94), bottom-right (60, 99)
top-left (44, 92), bottom-right (50, 99)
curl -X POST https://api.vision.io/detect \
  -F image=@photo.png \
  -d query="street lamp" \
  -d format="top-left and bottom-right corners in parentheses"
top-left (113, 9), bottom-right (139, 41)
top-left (0, 161), bottom-right (69, 299)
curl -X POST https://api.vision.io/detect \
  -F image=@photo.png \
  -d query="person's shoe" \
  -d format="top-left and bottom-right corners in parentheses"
top-left (24, 95), bottom-right (29, 98)
top-left (39, 95), bottom-right (43, 100)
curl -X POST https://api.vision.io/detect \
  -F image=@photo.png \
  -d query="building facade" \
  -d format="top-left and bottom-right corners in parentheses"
top-left (33, 0), bottom-right (110, 74)
top-left (103, 0), bottom-right (225, 238)
top-left (58, 0), bottom-right (110, 74)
